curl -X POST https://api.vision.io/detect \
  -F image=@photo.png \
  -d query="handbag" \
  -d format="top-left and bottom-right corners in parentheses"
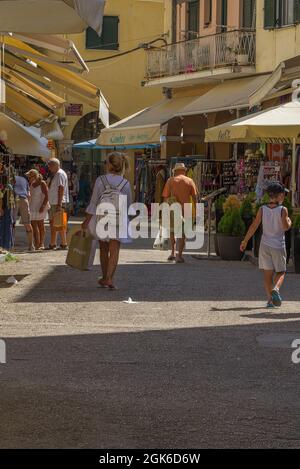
top-left (66, 231), bottom-right (94, 271)
top-left (53, 209), bottom-right (68, 230)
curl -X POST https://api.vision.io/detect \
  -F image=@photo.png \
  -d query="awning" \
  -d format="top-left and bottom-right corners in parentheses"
top-left (74, 139), bottom-right (160, 150)
top-left (0, 113), bottom-right (51, 158)
top-left (249, 56), bottom-right (300, 107)
top-left (0, 0), bottom-right (106, 35)
top-left (98, 96), bottom-right (196, 146)
top-left (176, 75), bottom-right (270, 117)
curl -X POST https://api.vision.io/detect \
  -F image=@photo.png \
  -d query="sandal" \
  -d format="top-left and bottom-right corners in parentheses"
top-left (46, 245), bottom-right (57, 251)
top-left (167, 255), bottom-right (176, 262)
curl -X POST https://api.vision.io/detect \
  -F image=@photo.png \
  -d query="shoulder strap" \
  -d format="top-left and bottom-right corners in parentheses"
top-left (118, 179), bottom-right (129, 192)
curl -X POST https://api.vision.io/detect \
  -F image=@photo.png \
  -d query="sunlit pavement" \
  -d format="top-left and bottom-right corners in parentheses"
top-left (0, 223), bottom-right (300, 448)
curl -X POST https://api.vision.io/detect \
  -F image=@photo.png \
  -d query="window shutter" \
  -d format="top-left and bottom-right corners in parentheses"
top-left (86, 16), bottom-right (119, 50)
top-left (264, 0), bottom-right (276, 29)
top-left (295, 0), bottom-right (300, 23)
top-left (243, 0), bottom-right (254, 29)
top-left (204, 0), bottom-right (212, 25)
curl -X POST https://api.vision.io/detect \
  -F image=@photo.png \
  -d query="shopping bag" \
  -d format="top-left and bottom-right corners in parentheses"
top-left (53, 210), bottom-right (68, 230)
top-left (153, 226), bottom-right (169, 250)
top-left (66, 231), bottom-right (94, 271)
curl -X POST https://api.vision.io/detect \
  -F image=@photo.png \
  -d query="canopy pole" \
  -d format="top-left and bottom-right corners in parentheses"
top-left (292, 138), bottom-right (297, 207)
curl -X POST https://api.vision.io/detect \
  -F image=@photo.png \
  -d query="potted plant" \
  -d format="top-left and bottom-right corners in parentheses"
top-left (217, 196), bottom-right (246, 261)
top-left (293, 214), bottom-right (300, 274)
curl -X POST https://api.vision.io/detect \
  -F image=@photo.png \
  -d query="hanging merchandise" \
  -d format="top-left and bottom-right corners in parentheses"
top-left (0, 141), bottom-right (16, 251)
top-left (256, 161), bottom-right (282, 200)
top-left (237, 158), bottom-right (261, 194)
top-left (221, 161), bottom-right (238, 190)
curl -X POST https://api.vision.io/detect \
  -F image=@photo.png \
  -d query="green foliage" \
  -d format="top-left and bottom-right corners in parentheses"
top-left (240, 198), bottom-right (254, 220)
top-left (215, 195), bottom-right (226, 212)
top-left (255, 193), bottom-right (270, 213)
top-left (293, 214), bottom-right (300, 229)
top-left (218, 208), bottom-right (246, 237)
top-left (283, 196), bottom-right (293, 218)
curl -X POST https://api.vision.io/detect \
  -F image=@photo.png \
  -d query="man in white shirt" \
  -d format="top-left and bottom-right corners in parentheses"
top-left (47, 158), bottom-right (69, 250)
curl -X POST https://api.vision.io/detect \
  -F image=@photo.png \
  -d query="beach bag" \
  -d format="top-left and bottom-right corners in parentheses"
top-left (66, 231), bottom-right (94, 271)
top-left (53, 210), bottom-right (68, 230)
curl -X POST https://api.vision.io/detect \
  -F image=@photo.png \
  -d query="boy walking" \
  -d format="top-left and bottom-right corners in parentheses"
top-left (240, 183), bottom-right (292, 309)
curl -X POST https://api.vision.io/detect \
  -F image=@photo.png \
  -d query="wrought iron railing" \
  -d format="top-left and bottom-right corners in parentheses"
top-left (145, 30), bottom-right (256, 80)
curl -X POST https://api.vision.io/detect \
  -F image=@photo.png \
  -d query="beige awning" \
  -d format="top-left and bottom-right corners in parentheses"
top-left (0, 113), bottom-right (51, 157)
top-left (176, 75), bottom-right (270, 117)
top-left (99, 96), bottom-right (196, 146)
top-left (0, 0), bottom-right (106, 34)
top-left (249, 56), bottom-right (300, 107)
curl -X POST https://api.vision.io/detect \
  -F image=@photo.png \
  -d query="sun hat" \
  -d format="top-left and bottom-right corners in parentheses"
top-left (173, 163), bottom-right (187, 174)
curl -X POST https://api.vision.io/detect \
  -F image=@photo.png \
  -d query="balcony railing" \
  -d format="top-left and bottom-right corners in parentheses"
top-left (145, 30), bottom-right (256, 81)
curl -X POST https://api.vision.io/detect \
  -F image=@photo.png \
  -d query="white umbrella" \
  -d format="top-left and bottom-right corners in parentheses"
top-left (0, 0), bottom-right (106, 34)
top-left (205, 100), bottom-right (300, 205)
top-left (0, 113), bottom-right (50, 158)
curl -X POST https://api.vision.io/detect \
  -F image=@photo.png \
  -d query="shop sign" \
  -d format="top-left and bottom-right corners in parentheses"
top-left (65, 104), bottom-right (83, 116)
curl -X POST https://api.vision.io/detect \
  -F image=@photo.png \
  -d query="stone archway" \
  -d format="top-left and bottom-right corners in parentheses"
top-left (71, 111), bottom-right (119, 143)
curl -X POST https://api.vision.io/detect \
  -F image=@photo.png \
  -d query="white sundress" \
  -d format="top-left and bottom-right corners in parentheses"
top-left (29, 184), bottom-right (48, 221)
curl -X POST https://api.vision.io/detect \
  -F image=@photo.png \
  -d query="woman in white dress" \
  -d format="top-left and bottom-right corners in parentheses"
top-left (82, 152), bottom-right (132, 290)
top-left (26, 169), bottom-right (49, 250)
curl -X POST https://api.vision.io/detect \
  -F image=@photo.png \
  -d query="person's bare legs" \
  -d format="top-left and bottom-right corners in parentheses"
top-left (24, 223), bottom-right (34, 251)
top-left (105, 240), bottom-right (121, 288)
top-left (169, 233), bottom-right (176, 259)
top-left (59, 229), bottom-right (67, 247)
top-left (38, 220), bottom-right (45, 249)
top-left (263, 270), bottom-right (274, 303)
top-left (274, 271), bottom-right (286, 292)
top-left (99, 241), bottom-right (109, 284)
top-left (177, 236), bottom-right (186, 262)
top-left (50, 221), bottom-right (57, 247)
top-left (31, 221), bottom-right (40, 249)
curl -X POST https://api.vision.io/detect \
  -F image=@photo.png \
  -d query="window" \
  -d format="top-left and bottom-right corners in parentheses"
top-left (220, 0), bottom-right (228, 32)
top-left (172, 0), bottom-right (178, 42)
top-left (187, 0), bottom-right (199, 39)
top-left (86, 16), bottom-right (119, 50)
top-left (264, 0), bottom-right (300, 29)
top-left (204, 0), bottom-right (212, 26)
top-left (243, 0), bottom-right (255, 29)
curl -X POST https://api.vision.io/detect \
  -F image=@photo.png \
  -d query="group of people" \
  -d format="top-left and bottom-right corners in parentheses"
top-left (14, 158), bottom-right (70, 252)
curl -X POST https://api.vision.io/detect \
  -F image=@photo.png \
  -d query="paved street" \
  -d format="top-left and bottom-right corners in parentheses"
top-left (0, 224), bottom-right (300, 448)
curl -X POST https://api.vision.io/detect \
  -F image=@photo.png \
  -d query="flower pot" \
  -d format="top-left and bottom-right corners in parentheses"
top-left (217, 234), bottom-right (244, 261)
top-left (294, 228), bottom-right (300, 274)
top-left (254, 224), bottom-right (262, 258)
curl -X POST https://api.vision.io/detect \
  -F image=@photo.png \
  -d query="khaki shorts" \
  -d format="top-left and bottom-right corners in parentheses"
top-left (15, 198), bottom-right (31, 225)
top-left (259, 243), bottom-right (287, 273)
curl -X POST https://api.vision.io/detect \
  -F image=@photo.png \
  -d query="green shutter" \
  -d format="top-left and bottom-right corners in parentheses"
top-left (243, 0), bottom-right (254, 29)
top-left (86, 16), bottom-right (119, 50)
top-left (264, 0), bottom-right (276, 29)
top-left (295, 0), bottom-right (300, 23)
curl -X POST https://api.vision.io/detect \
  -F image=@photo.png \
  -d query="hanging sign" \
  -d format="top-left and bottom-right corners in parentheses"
top-left (65, 104), bottom-right (83, 116)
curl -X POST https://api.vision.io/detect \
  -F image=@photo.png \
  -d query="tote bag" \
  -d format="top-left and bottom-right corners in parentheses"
top-left (66, 231), bottom-right (94, 271)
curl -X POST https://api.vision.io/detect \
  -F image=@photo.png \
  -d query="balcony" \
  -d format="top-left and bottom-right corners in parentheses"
top-left (144, 30), bottom-right (256, 87)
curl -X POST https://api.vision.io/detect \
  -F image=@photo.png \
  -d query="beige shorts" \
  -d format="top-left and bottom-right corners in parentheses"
top-left (259, 243), bottom-right (287, 273)
top-left (15, 198), bottom-right (31, 225)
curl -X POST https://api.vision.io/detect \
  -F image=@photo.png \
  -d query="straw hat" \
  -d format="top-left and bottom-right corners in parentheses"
top-left (173, 162), bottom-right (187, 174)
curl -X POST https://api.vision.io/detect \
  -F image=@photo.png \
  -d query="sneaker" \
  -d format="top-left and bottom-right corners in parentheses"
top-left (271, 289), bottom-right (282, 307)
top-left (266, 301), bottom-right (276, 309)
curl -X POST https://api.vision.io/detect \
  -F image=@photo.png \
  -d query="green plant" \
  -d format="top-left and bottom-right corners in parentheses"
top-left (293, 214), bottom-right (300, 229)
top-left (283, 196), bottom-right (293, 219)
top-left (215, 195), bottom-right (226, 212)
top-left (255, 193), bottom-right (270, 213)
top-left (223, 195), bottom-right (241, 213)
top-left (240, 197), bottom-right (254, 220)
top-left (218, 208), bottom-right (246, 237)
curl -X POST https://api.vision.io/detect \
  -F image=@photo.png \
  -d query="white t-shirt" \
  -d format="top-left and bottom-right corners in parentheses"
top-left (48, 168), bottom-right (69, 205)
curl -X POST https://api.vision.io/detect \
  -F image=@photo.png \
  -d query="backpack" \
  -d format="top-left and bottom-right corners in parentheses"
top-left (91, 176), bottom-right (128, 238)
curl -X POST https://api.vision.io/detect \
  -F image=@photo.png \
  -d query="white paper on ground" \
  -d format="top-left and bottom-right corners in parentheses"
top-left (6, 276), bottom-right (18, 285)
top-left (123, 297), bottom-right (139, 304)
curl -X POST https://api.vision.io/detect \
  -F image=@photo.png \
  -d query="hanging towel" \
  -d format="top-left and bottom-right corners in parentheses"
top-left (74, 0), bottom-right (106, 35)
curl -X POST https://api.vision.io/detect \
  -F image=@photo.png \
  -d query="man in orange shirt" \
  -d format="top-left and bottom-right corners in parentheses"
top-left (162, 163), bottom-right (198, 263)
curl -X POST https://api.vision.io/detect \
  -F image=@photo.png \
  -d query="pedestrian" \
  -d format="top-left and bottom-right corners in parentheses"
top-left (240, 182), bottom-right (292, 308)
top-left (13, 173), bottom-right (34, 252)
top-left (71, 170), bottom-right (79, 215)
top-left (162, 163), bottom-right (198, 263)
top-left (26, 169), bottom-right (49, 251)
top-left (81, 152), bottom-right (132, 290)
top-left (47, 158), bottom-right (69, 250)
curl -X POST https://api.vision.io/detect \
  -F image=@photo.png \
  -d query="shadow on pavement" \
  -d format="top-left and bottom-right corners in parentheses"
top-left (1, 321), bottom-right (300, 449)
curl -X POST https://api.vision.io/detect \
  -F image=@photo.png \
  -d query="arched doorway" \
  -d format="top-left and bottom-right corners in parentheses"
top-left (71, 111), bottom-right (119, 143)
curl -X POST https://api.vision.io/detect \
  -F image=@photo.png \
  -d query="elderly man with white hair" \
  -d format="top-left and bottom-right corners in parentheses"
top-left (47, 158), bottom-right (69, 250)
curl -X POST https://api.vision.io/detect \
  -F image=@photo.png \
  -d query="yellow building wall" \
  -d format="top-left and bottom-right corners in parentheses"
top-left (63, 0), bottom-right (164, 140)
top-left (256, 0), bottom-right (300, 74)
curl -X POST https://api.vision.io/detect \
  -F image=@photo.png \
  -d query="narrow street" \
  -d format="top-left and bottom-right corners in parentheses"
top-left (0, 225), bottom-right (300, 449)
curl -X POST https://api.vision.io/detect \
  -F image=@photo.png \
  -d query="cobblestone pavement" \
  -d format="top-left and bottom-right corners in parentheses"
top-left (0, 223), bottom-right (300, 448)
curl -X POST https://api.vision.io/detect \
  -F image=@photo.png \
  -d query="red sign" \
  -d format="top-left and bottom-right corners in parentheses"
top-left (65, 104), bottom-right (83, 116)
